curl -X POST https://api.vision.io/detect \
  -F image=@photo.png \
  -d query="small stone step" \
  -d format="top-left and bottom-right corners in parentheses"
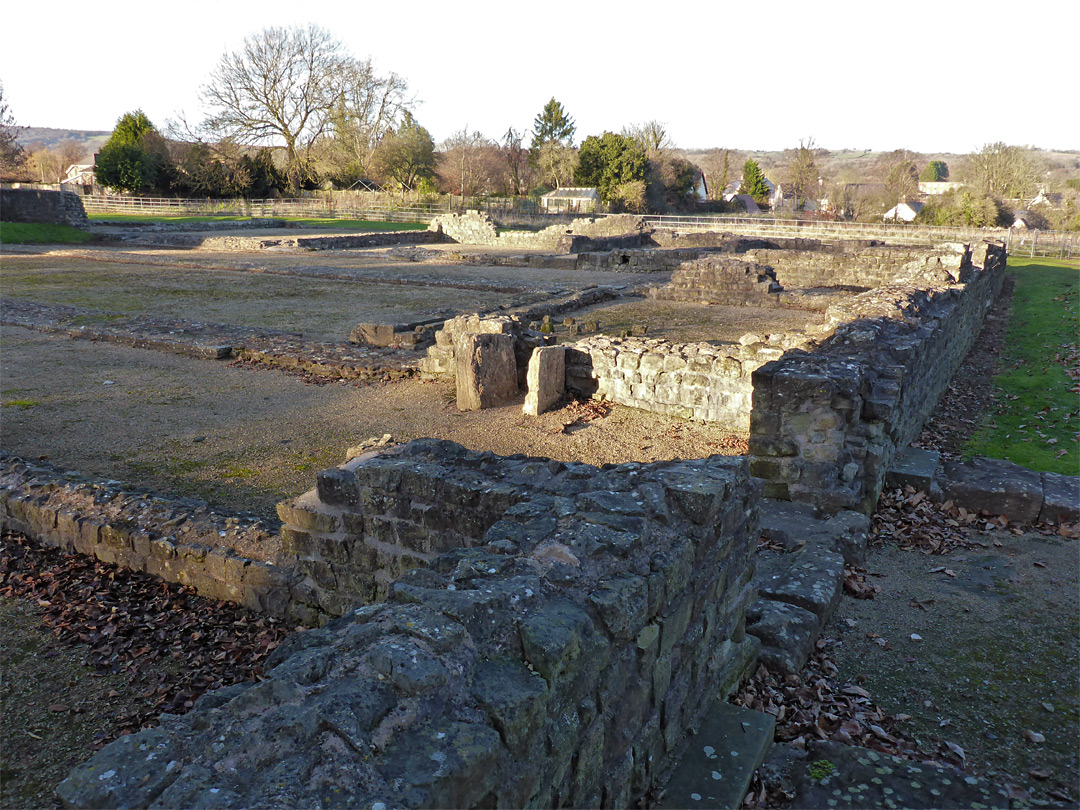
top-left (885, 446), bottom-right (940, 492)
top-left (656, 702), bottom-right (775, 810)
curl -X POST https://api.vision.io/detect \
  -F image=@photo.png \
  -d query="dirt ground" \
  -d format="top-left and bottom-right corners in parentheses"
top-left (829, 528), bottom-right (1078, 802)
top-left (1, 236), bottom-right (1077, 808)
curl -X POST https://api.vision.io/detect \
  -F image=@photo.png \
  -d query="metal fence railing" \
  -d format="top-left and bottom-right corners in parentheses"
top-left (60, 192), bottom-right (1080, 259)
top-left (642, 215), bottom-right (1079, 259)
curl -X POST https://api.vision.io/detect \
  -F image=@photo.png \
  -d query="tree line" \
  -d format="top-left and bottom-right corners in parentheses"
top-left (2, 28), bottom-right (1077, 228)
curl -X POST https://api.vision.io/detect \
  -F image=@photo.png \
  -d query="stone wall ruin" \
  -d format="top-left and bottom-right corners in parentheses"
top-left (56, 440), bottom-right (761, 809)
top-left (9, 216), bottom-right (1015, 808)
top-left (420, 238), bottom-right (1007, 514)
top-left (749, 242), bottom-right (1008, 512)
top-left (0, 188), bottom-right (89, 228)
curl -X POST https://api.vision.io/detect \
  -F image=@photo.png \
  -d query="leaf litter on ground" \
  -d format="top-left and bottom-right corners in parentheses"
top-left (0, 531), bottom-right (292, 748)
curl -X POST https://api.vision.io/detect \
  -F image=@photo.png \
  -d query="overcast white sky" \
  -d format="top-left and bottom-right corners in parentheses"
top-left (2, 0), bottom-right (1076, 154)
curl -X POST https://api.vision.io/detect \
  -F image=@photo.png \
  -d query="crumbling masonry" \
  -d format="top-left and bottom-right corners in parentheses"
top-left (10, 219), bottom-right (1011, 809)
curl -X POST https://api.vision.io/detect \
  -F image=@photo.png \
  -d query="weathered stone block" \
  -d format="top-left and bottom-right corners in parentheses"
top-left (519, 599), bottom-right (598, 683)
top-left (455, 332), bottom-right (519, 411)
top-left (942, 456), bottom-right (1043, 523)
top-left (523, 346), bottom-right (566, 417)
top-left (756, 546), bottom-right (844, 623)
top-left (1039, 471), bottom-right (1080, 525)
top-left (588, 576), bottom-right (648, 640)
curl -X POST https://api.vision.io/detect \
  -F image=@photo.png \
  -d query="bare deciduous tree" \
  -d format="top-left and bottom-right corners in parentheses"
top-left (322, 59), bottom-right (411, 185)
top-left (532, 141), bottom-right (578, 190)
top-left (438, 129), bottom-right (503, 197)
top-left (200, 25), bottom-right (351, 190)
top-left (623, 120), bottom-right (673, 161)
top-left (56, 139), bottom-right (87, 171)
top-left (0, 82), bottom-right (26, 178)
top-left (502, 128), bottom-right (532, 197)
top-left (963, 142), bottom-right (1042, 200)
top-left (785, 137), bottom-right (819, 208)
top-left (27, 146), bottom-right (64, 183)
top-left (875, 149), bottom-right (920, 207)
top-left (697, 148), bottom-right (744, 200)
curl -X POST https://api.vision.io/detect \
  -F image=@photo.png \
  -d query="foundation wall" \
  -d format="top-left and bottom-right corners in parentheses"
top-left (743, 244), bottom-right (972, 289)
top-left (564, 336), bottom-right (788, 430)
top-left (56, 440), bottom-right (762, 809)
top-left (749, 243), bottom-right (1008, 512)
top-left (0, 188), bottom-right (89, 227)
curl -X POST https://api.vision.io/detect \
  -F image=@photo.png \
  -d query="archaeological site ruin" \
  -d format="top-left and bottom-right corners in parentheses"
top-left (6, 196), bottom-right (1072, 808)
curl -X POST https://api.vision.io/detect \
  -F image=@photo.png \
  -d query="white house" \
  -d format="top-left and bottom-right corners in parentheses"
top-left (883, 200), bottom-right (925, 222)
top-left (918, 181), bottom-right (964, 195)
top-left (693, 172), bottom-right (708, 202)
top-left (63, 163), bottom-right (95, 186)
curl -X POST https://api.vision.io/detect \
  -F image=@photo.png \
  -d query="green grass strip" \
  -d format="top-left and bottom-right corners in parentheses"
top-left (87, 214), bottom-right (252, 223)
top-left (0, 222), bottom-right (94, 244)
top-left (966, 257), bottom-right (1080, 475)
top-left (87, 213), bottom-right (427, 230)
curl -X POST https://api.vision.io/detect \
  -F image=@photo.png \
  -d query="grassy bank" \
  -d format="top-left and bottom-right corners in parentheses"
top-left (86, 213), bottom-right (427, 230)
top-left (967, 257), bottom-right (1079, 474)
top-left (0, 222), bottom-right (93, 245)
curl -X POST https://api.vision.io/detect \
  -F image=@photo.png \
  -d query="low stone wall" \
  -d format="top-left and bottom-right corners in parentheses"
top-left (575, 246), bottom-right (707, 273)
top-left (744, 243), bottom-right (972, 290)
top-left (429, 211), bottom-right (649, 255)
top-left (749, 242), bottom-right (1008, 512)
top-left (199, 229), bottom-right (443, 251)
top-left (564, 335), bottom-right (795, 429)
top-left (649, 256), bottom-right (783, 306)
top-left (61, 439), bottom-right (760, 809)
top-left (0, 188), bottom-right (88, 227)
top-left (0, 456), bottom-right (308, 622)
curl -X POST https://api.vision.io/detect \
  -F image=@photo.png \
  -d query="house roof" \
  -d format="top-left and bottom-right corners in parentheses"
top-left (731, 194), bottom-right (760, 213)
top-left (542, 187), bottom-right (600, 200)
top-left (883, 200), bottom-right (925, 219)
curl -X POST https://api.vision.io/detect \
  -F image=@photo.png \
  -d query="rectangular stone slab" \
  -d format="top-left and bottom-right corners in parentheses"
top-left (885, 446), bottom-right (940, 492)
top-left (656, 701), bottom-right (775, 809)
top-left (523, 346), bottom-right (566, 416)
top-left (454, 332), bottom-right (519, 411)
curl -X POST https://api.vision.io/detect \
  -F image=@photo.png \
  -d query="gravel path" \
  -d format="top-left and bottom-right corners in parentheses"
top-left (0, 323), bottom-right (746, 516)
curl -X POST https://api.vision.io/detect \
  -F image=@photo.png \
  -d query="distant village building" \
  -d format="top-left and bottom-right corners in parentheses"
top-left (540, 187), bottom-right (600, 213)
top-left (63, 163), bottom-right (95, 187)
top-left (693, 172), bottom-right (708, 202)
top-left (1029, 190), bottom-right (1064, 208)
top-left (883, 200), bottom-right (925, 222)
top-left (730, 194), bottom-right (761, 213)
top-left (1011, 211), bottom-right (1035, 230)
top-left (918, 181), bottom-right (964, 195)
top-left (770, 181), bottom-right (821, 213)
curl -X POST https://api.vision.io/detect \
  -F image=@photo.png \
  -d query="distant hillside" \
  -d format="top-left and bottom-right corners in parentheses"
top-left (683, 146), bottom-right (1079, 188)
top-left (17, 127), bottom-right (110, 160)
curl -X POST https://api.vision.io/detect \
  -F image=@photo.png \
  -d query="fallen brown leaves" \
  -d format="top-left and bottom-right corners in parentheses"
top-left (563, 397), bottom-right (613, 422)
top-left (733, 643), bottom-right (921, 758)
top-left (872, 486), bottom-right (982, 554)
top-left (1, 532), bottom-right (291, 748)
top-left (734, 639), bottom-right (981, 808)
top-left (709, 434), bottom-right (750, 454)
top-left (874, 485), bottom-right (1080, 552)
top-left (843, 565), bottom-right (881, 599)
top-left (558, 397), bottom-right (613, 433)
